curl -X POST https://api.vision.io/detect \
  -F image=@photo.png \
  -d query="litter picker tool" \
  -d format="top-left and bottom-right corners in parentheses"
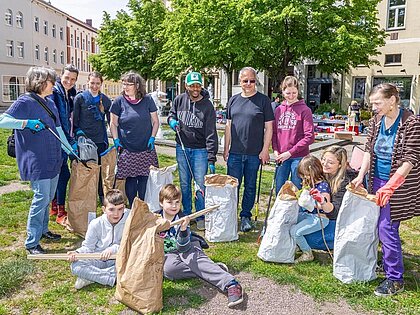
top-left (254, 163), bottom-right (263, 222)
top-left (39, 119), bottom-right (91, 169)
top-left (258, 162), bottom-right (281, 243)
top-left (27, 205), bottom-right (220, 261)
top-left (175, 126), bottom-right (203, 198)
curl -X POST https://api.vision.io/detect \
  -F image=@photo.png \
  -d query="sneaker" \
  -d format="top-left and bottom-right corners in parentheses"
top-left (27, 245), bottom-right (46, 255)
top-left (41, 231), bottom-right (62, 241)
top-left (49, 199), bottom-right (58, 216)
top-left (227, 283), bottom-right (244, 308)
top-left (240, 217), bottom-right (252, 232)
top-left (374, 279), bottom-right (404, 297)
top-left (56, 215), bottom-right (68, 227)
top-left (294, 250), bottom-right (314, 263)
top-left (216, 262), bottom-right (229, 272)
top-left (196, 219), bottom-right (205, 231)
top-left (75, 277), bottom-right (94, 290)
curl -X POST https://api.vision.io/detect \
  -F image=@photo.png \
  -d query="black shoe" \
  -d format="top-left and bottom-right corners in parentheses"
top-left (240, 217), bottom-right (252, 232)
top-left (27, 245), bottom-right (46, 255)
top-left (42, 231), bottom-right (62, 241)
top-left (374, 279), bottom-right (404, 297)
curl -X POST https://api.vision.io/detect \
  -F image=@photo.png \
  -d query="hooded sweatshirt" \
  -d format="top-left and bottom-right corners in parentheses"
top-left (168, 89), bottom-right (218, 162)
top-left (272, 99), bottom-right (314, 158)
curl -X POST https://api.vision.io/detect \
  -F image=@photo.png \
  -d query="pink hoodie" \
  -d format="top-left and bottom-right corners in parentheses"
top-left (272, 99), bottom-right (314, 158)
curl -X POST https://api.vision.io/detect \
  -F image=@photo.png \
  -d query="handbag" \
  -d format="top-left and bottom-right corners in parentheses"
top-left (7, 130), bottom-right (16, 158)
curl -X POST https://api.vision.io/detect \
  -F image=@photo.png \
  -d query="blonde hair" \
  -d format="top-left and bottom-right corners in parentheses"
top-left (281, 75), bottom-right (299, 91)
top-left (159, 184), bottom-right (182, 204)
top-left (297, 155), bottom-right (325, 187)
top-left (321, 146), bottom-right (348, 195)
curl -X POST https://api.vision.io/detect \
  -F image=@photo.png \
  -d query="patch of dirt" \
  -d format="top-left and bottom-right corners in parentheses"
top-left (0, 182), bottom-right (30, 195)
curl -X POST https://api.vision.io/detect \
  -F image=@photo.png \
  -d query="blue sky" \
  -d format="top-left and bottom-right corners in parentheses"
top-left (51, 0), bottom-right (129, 28)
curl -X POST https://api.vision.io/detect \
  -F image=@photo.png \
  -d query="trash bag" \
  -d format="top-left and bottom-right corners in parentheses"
top-left (78, 136), bottom-right (98, 163)
top-left (304, 220), bottom-right (336, 250)
top-left (257, 181), bottom-right (299, 263)
top-left (144, 164), bottom-right (177, 212)
top-left (204, 174), bottom-right (239, 242)
top-left (333, 185), bottom-right (380, 283)
top-left (67, 160), bottom-right (100, 237)
top-left (100, 147), bottom-right (126, 199)
top-left (298, 188), bottom-right (315, 212)
top-left (115, 198), bottom-right (170, 314)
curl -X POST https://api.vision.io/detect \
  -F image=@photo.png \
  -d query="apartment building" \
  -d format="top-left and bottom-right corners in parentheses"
top-left (343, 0), bottom-right (420, 113)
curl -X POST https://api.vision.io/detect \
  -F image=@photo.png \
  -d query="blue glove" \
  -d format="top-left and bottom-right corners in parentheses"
top-left (113, 138), bottom-right (122, 149)
top-left (26, 119), bottom-right (45, 133)
top-left (75, 129), bottom-right (86, 138)
top-left (209, 162), bottom-right (216, 174)
top-left (169, 119), bottom-right (179, 131)
top-left (71, 142), bottom-right (79, 155)
top-left (147, 136), bottom-right (155, 151)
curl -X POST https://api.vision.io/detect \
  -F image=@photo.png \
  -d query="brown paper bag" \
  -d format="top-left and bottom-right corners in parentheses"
top-left (115, 198), bottom-right (170, 314)
top-left (100, 147), bottom-right (126, 200)
top-left (67, 160), bottom-right (100, 237)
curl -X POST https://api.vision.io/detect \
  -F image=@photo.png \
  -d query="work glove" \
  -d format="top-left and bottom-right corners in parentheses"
top-left (147, 136), bottom-right (155, 151)
top-left (26, 119), bottom-right (45, 133)
top-left (169, 119), bottom-right (179, 131)
top-left (376, 173), bottom-right (405, 207)
top-left (75, 129), bottom-right (86, 139)
top-left (309, 188), bottom-right (324, 204)
top-left (113, 138), bottom-right (122, 149)
top-left (209, 162), bottom-right (216, 174)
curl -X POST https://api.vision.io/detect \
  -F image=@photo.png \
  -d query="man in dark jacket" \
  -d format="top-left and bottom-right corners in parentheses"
top-left (167, 72), bottom-right (218, 230)
top-left (49, 64), bottom-right (79, 226)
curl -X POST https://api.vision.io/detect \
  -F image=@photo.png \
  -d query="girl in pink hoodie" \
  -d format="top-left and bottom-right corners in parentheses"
top-left (272, 76), bottom-right (314, 193)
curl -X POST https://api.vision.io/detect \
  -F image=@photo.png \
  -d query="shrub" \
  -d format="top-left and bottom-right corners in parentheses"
top-left (314, 103), bottom-right (346, 115)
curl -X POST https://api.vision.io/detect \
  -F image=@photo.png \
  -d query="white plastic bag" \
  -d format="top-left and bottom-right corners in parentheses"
top-left (333, 187), bottom-right (380, 283)
top-left (204, 174), bottom-right (239, 242)
top-left (144, 164), bottom-right (177, 212)
top-left (298, 188), bottom-right (315, 212)
top-left (257, 182), bottom-right (299, 263)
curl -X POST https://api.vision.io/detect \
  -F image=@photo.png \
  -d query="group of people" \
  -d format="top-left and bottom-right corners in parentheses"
top-left (0, 64), bottom-right (418, 301)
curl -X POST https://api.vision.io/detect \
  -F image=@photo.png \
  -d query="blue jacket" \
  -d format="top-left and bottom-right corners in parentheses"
top-left (50, 79), bottom-right (76, 145)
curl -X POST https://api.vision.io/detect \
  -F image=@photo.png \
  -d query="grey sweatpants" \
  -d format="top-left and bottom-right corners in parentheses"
top-left (71, 259), bottom-right (116, 287)
top-left (164, 242), bottom-right (234, 291)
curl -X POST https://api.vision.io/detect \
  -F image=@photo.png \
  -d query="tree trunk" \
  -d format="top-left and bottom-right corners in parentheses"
top-left (227, 70), bottom-right (233, 101)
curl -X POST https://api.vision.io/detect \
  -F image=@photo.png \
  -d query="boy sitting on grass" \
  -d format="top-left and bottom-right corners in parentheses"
top-left (67, 189), bottom-right (130, 290)
top-left (159, 184), bottom-right (244, 308)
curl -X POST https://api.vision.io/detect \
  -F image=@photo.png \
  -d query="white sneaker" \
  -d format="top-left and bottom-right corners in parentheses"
top-left (294, 250), bottom-right (314, 263)
top-left (196, 220), bottom-right (205, 231)
top-left (75, 277), bottom-right (94, 290)
top-left (216, 262), bottom-right (229, 272)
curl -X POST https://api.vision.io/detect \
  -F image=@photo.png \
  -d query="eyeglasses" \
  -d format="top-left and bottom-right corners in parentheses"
top-left (242, 79), bottom-right (256, 84)
top-left (122, 82), bottom-right (135, 86)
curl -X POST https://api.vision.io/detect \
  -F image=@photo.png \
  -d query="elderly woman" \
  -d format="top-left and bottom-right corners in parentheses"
top-left (0, 66), bottom-right (75, 254)
top-left (353, 83), bottom-right (420, 297)
top-left (110, 71), bottom-right (159, 207)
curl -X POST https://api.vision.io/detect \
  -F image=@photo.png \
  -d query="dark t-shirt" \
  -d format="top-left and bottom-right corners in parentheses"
top-left (227, 92), bottom-right (274, 155)
top-left (110, 95), bottom-right (157, 152)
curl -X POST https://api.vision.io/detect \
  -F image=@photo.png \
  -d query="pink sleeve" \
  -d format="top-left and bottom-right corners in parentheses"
top-left (272, 109), bottom-right (279, 152)
top-left (288, 108), bottom-right (314, 156)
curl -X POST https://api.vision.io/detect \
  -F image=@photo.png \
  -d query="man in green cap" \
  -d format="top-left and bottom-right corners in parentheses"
top-left (167, 71), bottom-right (218, 230)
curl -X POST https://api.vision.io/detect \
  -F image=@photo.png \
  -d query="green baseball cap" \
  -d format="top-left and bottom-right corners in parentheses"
top-left (186, 72), bottom-right (203, 86)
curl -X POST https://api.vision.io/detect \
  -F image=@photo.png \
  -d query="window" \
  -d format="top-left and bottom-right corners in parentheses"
top-left (2, 76), bottom-right (25, 102)
top-left (59, 27), bottom-right (64, 40)
top-left (307, 65), bottom-right (316, 79)
top-left (43, 21), bottom-right (48, 35)
top-left (77, 57), bottom-right (80, 69)
top-left (44, 47), bottom-right (48, 62)
top-left (353, 78), bottom-right (366, 101)
top-left (385, 53), bottom-right (402, 65)
top-left (52, 24), bottom-right (56, 37)
top-left (35, 45), bottom-right (39, 60)
top-left (60, 51), bottom-right (64, 64)
top-left (82, 38), bottom-right (85, 50)
top-left (71, 56), bottom-right (74, 65)
top-left (70, 34), bottom-right (74, 46)
top-left (17, 42), bottom-right (24, 58)
top-left (6, 40), bottom-right (13, 57)
top-left (76, 36), bottom-right (80, 48)
top-left (16, 11), bottom-right (23, 28)
top-left (34, 17), bottom-right (39, 32)
top-left (373, 76), bottom-right (412, 108)
top-left (387, 0), bottom-right (406, 29)
top-left (52, 49), bottom-right (57, 63)
top-left (5, 9), bottom-right (12, 26)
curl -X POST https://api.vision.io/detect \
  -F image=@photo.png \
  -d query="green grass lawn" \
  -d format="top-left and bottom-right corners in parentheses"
top-left (0, 129), bottom-right (419, 314)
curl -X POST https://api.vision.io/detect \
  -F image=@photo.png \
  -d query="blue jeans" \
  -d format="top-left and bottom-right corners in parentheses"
top-left (176, 145), bottom-right (207, 221)
top-left (55, 152), bottom-right (70, 205)
top-left (26, 174), bottom-right (59, 249)
top-left (290, 211), bottom-right (329, 252)
top-left (227, 153), bottom-right (261, 218)
top-left (275, 157), bottom-right (302, 194)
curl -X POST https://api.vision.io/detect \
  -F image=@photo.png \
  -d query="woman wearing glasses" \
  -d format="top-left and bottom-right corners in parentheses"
top-left (272, 76), bottom-right (314, 193)
top-left (109, 71), bottom-right (159, 207)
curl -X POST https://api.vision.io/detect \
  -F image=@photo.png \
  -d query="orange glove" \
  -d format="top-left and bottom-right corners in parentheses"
top-left (309, 188), bottom-right (324, 203)
top-left (375, 173), bottom-right (405, 207)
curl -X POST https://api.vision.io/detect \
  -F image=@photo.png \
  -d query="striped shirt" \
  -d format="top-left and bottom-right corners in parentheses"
top-left (365, 109), bottom-right (420, 221)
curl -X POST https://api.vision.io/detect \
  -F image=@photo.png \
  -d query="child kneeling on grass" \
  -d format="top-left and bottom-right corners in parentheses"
top-left (159, 184), bottom-right (244, 308)
top-left (67, 189), bottom-right (130, 290)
